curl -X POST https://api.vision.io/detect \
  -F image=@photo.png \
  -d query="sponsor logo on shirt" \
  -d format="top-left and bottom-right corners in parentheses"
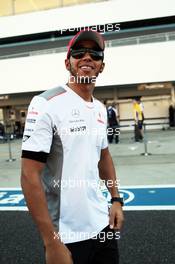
top-left (26, 118), bottom-right (36, 123)
top-left (24, 128), bottom-right (34, 132)
top-left (70, 126), bottom-right (86, 133)
top-left (69, 119), bottom-right (85, 123)
top-left (97, 112), bottom-right (105, 124)
top-left (28, 107), bottom-right (39, 116)
top-left (71, 109), bottom-right (80, 118)
top-left (28, 111), bottom-right (38, 115)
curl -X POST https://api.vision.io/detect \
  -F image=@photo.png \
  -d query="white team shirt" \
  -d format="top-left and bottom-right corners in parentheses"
top-left (22, 84), bottom-right (109, 243)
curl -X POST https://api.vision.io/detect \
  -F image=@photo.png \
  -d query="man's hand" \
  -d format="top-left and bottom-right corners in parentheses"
top-left (45, 240), bottom-right (73, 264)
top-left (109, 202), bottom-right (124, 230)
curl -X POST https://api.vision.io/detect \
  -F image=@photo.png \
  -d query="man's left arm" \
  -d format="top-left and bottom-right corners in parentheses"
top-left (98, 147), bottom-right (124, 230)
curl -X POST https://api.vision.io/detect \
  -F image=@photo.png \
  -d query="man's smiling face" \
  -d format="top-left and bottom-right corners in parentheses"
top-left (65, 40), bottom-right (105, 84)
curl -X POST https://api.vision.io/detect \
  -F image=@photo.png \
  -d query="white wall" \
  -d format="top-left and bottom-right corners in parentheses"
top-left (0, 0), bottom-right (175, 38)
top-left (119, 97), bottom-right (170, 120)
top-left (99, 41), bottom-right (175, 86)
top-left (0, 41), bottom-right (175, 95)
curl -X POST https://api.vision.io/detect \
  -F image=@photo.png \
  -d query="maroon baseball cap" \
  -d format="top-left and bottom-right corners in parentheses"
top-left (67, 29), bottom-right (105, 59)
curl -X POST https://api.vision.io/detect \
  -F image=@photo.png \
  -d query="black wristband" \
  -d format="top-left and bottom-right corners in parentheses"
top-left (111, 197), bottom-right (124, 206)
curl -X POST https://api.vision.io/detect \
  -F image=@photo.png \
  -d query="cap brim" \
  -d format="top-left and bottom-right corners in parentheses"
top-left (72, 30), bottom-right (104, 51)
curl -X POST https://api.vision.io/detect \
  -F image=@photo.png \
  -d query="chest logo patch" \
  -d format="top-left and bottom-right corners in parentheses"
top-left (71, 109), bottom-right (80, 118)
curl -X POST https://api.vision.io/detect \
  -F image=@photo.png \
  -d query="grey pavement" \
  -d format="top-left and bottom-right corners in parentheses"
top-left (1, 210), bottom-right (175, 264)
top-left (0, 128), bottom-right (175, 188)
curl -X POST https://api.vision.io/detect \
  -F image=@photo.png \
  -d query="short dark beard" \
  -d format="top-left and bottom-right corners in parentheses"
top-left (69, 63), bottom-right (97, 84)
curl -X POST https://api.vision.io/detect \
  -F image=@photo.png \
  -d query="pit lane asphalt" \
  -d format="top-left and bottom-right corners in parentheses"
top-left (0, 211), bottom-right (175, 264)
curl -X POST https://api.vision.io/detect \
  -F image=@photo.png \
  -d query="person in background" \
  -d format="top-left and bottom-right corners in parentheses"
top-left (107, 102), bottom-right (120, 144)
top-left (133, 96), bottom-right (144, 142)
top-left (0, 122), bottom-right (5, 139)
top-left (169, 103), bottom-right (175, 127)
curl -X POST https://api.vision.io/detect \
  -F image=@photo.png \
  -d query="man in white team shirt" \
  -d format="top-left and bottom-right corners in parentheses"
top-left (21, 29), bottom-right (124, 264)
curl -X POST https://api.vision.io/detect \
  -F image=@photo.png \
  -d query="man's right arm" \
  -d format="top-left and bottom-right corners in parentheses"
top-left (21, 158), bottom-right (55, 245)
top-left (21, 158), bottom-right (73, 264)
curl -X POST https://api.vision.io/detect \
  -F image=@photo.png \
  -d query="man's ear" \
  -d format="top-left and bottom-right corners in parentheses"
top-left (99, 62), bottom-right (105, 73)
top-left (65, 59), bottom-right (70, 71)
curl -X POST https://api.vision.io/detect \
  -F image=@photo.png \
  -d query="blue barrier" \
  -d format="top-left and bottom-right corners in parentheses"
top-left (0, 186), bottom-right (175, 210)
